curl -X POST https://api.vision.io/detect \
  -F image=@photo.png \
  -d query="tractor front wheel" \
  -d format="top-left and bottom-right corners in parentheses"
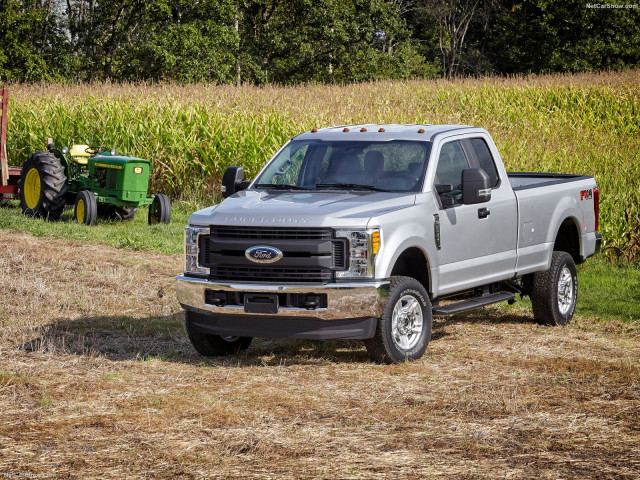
top-left (75, 191), bottom-right (97, 225)
top-left (148, 193), bottom-right (170, 225)
top-left (18, 152), bottom-right (67, 220)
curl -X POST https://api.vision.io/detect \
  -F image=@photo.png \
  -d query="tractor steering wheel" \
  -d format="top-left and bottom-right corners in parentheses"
top-left (85, 146), bottom-right (107, 156)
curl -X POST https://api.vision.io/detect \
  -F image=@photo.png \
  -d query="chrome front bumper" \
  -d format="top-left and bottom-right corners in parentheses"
top-left (175, 275), bottom-right (390, 321)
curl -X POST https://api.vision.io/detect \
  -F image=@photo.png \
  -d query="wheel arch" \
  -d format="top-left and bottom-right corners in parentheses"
top-left (387, 246), bottom-right (432, 296)
top-left (553, 216), bottom-right (582, 264)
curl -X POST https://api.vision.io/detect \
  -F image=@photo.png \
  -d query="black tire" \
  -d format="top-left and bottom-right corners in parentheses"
top-left (74, 190), bottom-right (98, 225)
top-left (531, 251), bottom-right (577, 326)
top-left (185, 311), bottom-right (252, 356)
top-left (98, 204), bottom-right (137, 221)
top-left (365, 276), bottom-right (433, 363)
top-left (148, 193), bottom-right (170, 225)
top-left (18, 151), bottom-right (67, 220)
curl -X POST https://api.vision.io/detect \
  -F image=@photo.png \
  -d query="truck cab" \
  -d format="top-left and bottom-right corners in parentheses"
top-left (176, 124), bottom-right (601, 363)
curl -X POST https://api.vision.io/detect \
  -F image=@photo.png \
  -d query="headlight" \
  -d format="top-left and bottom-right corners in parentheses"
top-left (184, 225), bottom-right (210, 275)
top-left (334, 228), bottom-right (380, 279)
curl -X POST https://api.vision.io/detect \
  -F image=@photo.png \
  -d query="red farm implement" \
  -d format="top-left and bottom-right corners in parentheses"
top-left (0, 88), bottom-right (20, 197)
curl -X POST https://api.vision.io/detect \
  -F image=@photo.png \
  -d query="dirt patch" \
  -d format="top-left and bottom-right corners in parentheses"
top-left (0, 230), bottom-right (638, 479)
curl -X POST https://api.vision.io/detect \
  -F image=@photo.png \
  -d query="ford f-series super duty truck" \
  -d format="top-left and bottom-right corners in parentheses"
top-left (176, 124), bottom-right (601, 363)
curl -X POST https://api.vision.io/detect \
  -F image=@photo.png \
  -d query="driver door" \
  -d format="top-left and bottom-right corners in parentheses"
top-left (433, 140), bottom-right (493, 295)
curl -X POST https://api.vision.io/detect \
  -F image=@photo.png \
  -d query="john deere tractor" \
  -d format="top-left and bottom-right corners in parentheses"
top-left (18, 140), bottom-right (170, 225)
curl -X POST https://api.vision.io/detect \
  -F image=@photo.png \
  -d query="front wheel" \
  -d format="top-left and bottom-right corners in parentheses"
top-left (531, 251), bottom-right (577, 326)
top-left (365, 276), bottom-right (432, 363)
top-left (74, 191), bottom-right (97, 225)
top-left (185, 312), bottom-right (252, 357)
top-left (148, 193), bottom-right (171, 225)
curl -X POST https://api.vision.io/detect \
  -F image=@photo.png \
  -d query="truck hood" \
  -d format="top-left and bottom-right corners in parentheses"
top-left (189, 190), bottom-right (416, 228)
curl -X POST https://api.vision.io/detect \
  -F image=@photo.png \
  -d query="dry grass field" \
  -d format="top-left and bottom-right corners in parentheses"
top-left (1, 230), bottom-right (639, 479)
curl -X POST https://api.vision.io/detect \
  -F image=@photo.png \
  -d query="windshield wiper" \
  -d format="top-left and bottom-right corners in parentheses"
top-left (315, 183), bottom-right (388, 192)
top-left (253, 183), bottom-right (306, 190)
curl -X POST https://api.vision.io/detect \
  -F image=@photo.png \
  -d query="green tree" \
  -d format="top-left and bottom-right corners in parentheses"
top-left (0, 0), bottom-right (72, 82)
top-left (237, 0), bottom-right (436, 84)
top-left (488, 0), bottom-right (640, 73)
top-left (117, 0), bottom-right (237, 82)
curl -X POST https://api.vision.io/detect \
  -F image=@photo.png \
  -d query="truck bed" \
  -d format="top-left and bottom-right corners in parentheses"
top-left (508, 172), bottom-right (598, 276)
top-left (508, 172), bottom-right (592, 191)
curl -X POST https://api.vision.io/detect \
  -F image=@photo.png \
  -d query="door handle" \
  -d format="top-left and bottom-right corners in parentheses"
top-left (478, 207), bottom-right (490, 219)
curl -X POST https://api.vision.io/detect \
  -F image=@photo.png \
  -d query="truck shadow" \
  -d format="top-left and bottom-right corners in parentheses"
top-left (19, 313), bottom-right (372, 365)
top-left (20, 309), bottom-right (536, 366)
top-left (434, 308), bottom-right (535, 327)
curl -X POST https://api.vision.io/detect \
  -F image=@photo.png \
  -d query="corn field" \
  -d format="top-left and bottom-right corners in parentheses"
top-left (5, 71), bottom-right (640, 261)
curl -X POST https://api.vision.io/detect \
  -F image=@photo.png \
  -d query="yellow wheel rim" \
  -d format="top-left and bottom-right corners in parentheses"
top-left (24, 168), bottom-right (41, 209)
top-left (76, 199), bottom-right (85, 223)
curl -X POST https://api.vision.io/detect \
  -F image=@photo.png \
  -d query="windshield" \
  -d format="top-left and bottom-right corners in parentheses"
top-left (252, 140), bottom-right (432, 192)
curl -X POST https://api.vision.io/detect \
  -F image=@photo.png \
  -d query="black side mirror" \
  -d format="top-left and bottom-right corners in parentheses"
top-left (221, 166), bottom-right (245, 199)
top-left (462, 168), bottom-right (491, 204)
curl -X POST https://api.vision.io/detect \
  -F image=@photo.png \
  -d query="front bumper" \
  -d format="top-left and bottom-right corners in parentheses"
top-left (175, 275), bottom-right (390, 340)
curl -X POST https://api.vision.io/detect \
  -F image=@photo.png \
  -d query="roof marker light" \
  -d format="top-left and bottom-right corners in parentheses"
top-left (360, 127), bottom-right (367, 132)
top-left (311, 128), bottom-right (318, 133)
top-left (378, 128), bottom-right (385, 132)
top-left (343, 127), bottom-right (349, 132)
top-left (418, 128), bottom-right (425, 133)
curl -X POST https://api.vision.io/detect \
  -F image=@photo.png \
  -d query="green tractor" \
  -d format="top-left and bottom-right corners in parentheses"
top-left (18, 140), bottom-right (170, 225)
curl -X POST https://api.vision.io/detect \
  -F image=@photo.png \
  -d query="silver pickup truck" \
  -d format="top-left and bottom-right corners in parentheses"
top-left (176, 124), bottom-right (601, 363)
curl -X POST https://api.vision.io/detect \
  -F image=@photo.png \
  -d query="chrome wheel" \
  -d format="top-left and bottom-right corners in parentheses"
top-left (557, 266), bottom-right (574, 315)
top-left (391, 294), bottom-right (423, 351)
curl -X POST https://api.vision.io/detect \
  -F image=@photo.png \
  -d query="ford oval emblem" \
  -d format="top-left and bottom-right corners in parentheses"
top-left (245, 245), bottom-right (283, 264)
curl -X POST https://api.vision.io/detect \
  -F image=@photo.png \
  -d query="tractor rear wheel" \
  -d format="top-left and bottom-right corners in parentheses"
top-left (115, 206), bottom-right (137, 221)
top-left (148, 193), bottom-right (170, 225)
top-left (98, 204), bottom-right (137, 221)
top-left (18, 152), bottom-right (67, 220)
top-left (75, 191), bottom-right (97, 225)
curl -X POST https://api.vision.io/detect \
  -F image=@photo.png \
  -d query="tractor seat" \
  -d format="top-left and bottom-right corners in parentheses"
top-left (69, 144), bottom-right (91, 164)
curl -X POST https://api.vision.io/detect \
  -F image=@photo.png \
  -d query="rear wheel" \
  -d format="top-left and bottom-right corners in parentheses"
top-left (18, 152), bottom-right (67, 220)
top-left (98, 204), bottom-right (137, 221)
top-left (185, 311), bottom-right (252, 356)
top-left (365, 276), bottom-right (432, 363)
top-left (531, 251), bottom-right (577, 326)
top-left (148, 193), bottom-right (170, 225)
top-left (74, 191), bottom-right (97, 225)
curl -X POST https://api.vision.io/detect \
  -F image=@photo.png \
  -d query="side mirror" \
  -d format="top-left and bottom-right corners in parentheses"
top-left (221, 166), bottom-right (245, 199)
top-left (462, 168), bottom-right (491, 204)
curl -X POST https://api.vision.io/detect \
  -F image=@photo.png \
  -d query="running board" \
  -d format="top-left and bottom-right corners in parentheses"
top-left (432, 291), bottom-right (515, 316)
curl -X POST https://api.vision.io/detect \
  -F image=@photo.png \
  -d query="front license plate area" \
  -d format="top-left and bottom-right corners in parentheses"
top-left (244, 293), bottom-right (278, 314)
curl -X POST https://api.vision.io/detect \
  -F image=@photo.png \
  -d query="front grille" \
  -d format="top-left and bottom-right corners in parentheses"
top-left (210, 226), bottom-right (332, 241)
top-left (211, 266), bottom-right (332, 284)
top-left (332, 242), bottom-right (345, 268)
top-left (203, 226), bottom-right (347, 284)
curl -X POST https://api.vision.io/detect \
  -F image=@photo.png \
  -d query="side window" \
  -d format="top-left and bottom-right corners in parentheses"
top-left (435, 141), bottom-right (469, 186)
top-left (469, 138), bottom-right (499, 188)
top-left (435, 141), bottom-right (469, 206)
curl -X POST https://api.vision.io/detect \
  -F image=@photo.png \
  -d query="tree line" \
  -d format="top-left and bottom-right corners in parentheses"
top-left (1, 0), bottom-right (639, 83)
